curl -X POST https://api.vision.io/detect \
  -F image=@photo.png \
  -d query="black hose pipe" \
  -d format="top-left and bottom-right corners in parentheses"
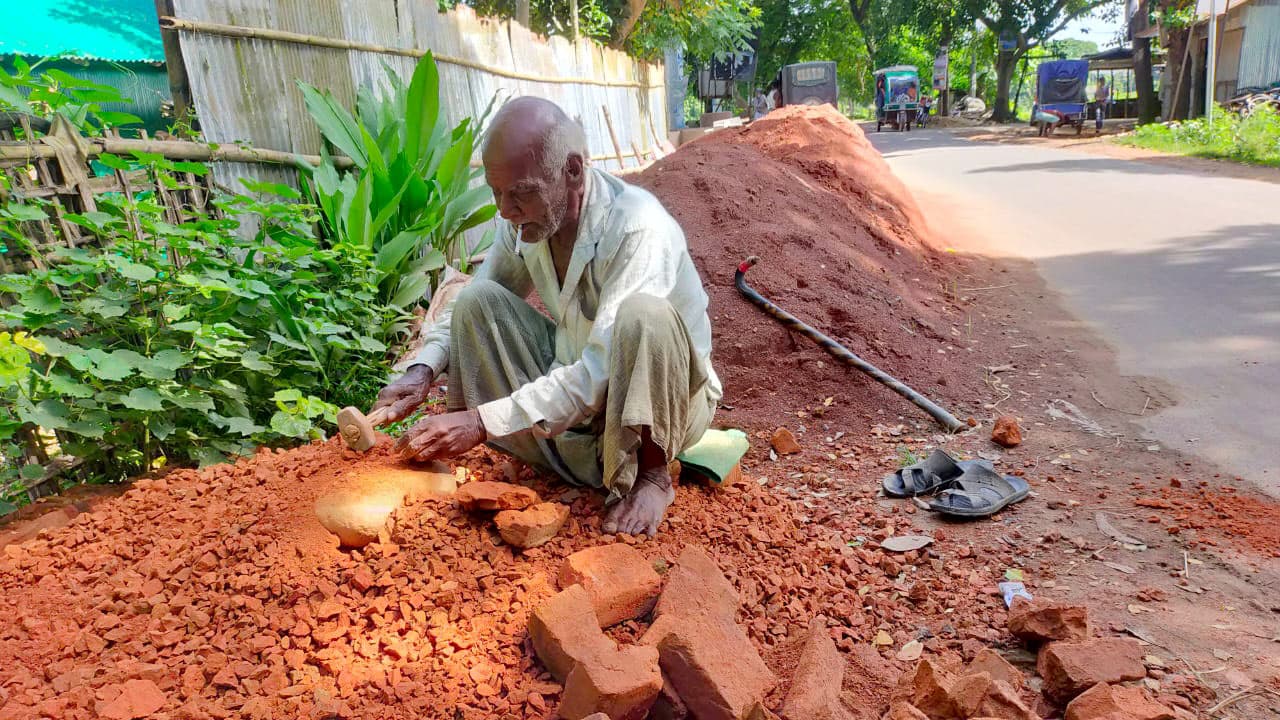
top-left (735, 255), bottom-right (968, 433)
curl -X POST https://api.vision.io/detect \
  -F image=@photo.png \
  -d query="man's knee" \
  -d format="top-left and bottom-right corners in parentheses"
top-left (452, 278), bottom-right (507, 323)
top-left (615, 294), bottom-right (677, 336)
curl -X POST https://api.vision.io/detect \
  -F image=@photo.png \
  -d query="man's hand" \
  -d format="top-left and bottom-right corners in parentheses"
top-left (371, 364), bottom-right (434, 424)
top-left (397, 409), bottom-right (487, 462)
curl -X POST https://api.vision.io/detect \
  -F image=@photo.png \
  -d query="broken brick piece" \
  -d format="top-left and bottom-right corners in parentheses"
top-left (1065, 683), bottom-right (1176, 720)
top-left (495, 502), bottom-right (569, 549)
top-left (908, 659), bottom-right (958, 719)
top-left (560, 644), bottom-right (663, 720)
top-left (886, 703), bottom-right (930, 720)
top-left (991, 416), bottom-right (1022, 447)
top-left (529, 584), bottom-right (616, 682)
top-left (642, 611), bottom-right (776, 720)
top-left (455, 481), bottom-right (539, 511)
top-left (653, 545), bottom-right (739, 621)
top-left (1038, 638), bottom-right (1146, 704)
top-left (946, 672), bottom-right (1037, 720)
top-left (782, 624), bottom-right (854, 720)
top-left (966, 649), bottom-right (1025, 691)
top-left (97, 679), bottom-right (167, 720)
top-left (1007, 598), bottom-right (1090, 644)
top-left (349, 566), bottom-right (375, 593)
top-left (559, 544), bottom-right (662, 627)
top-left (771, 427), bottom-right (802, 455)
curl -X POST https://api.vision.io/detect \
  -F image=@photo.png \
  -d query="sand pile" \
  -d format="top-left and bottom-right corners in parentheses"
top-left (634, 105), bottom-right (985, 434)
top-left (0, 435), bottom-right (1020, 719)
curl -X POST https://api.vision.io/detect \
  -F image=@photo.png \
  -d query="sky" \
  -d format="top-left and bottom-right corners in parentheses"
top-left (1060, 6), bottom-right (1129, 49)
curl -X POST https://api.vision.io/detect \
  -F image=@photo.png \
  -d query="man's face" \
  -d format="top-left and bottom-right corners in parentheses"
top-left (484, 151), bottom-right (569, 245)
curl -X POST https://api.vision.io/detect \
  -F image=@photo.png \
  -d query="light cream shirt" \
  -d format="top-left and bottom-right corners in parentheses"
top-left (410, 167), bottom-right (722, 439)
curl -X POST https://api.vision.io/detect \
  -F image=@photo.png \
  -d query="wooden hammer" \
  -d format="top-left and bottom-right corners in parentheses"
top-left (336, 405), bottom-right (392, 451)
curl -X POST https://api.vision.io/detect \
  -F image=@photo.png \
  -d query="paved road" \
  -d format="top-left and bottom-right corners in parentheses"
top-left (869, 128), bottom-right (1280, 494)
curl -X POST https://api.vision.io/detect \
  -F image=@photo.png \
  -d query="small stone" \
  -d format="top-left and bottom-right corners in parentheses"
top-left (349, 566), bottom-right (375, 593)
top-left (559, 544), bottom-right (662, 627)
top-left (455, 480), bottom-right (539, 511)
top-left (991, 416), bottom-right (1022, 448)
top-left (771, 427), bottom-right (802, 455)
top-left (1038, 638), bottom-right (1147, 703)
top-left (1065, 683), bottom-right (1176, 720)
top-left (495, 502), bottom-right (569, 549)
top-left (1007, 598), bottom-right (1090, 644)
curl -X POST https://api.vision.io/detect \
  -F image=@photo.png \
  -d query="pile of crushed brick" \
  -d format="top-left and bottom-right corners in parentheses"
top-left (0, 435), bottom-right (1031, 719)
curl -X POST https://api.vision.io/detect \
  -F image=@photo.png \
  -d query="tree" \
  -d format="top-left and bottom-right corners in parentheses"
top-left (968, 0), bottom-right (1114, 121)
top-left (1130, 0), bottom-right (1159, 123)
top-left (756, 0), bottom-right (871, 102)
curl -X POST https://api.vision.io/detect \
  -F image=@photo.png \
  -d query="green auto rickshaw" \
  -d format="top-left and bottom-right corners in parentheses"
top-left (874, 65), bottom-right (921, 132)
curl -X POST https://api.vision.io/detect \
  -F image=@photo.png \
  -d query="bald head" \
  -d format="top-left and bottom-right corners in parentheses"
top-left (483, 97), bottom-right (588, 178)
top-left (481, 97), bottom-right (589, 245)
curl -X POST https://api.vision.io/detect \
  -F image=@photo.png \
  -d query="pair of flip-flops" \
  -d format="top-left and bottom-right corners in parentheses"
top-left (882, 449), bottom-right (1029, 518)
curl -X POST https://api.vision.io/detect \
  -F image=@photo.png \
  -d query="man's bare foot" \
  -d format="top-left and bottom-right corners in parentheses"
top-left (602, 467), bottom-right (675, 537)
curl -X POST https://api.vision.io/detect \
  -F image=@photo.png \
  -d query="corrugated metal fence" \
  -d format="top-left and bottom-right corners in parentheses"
top-left (1239, 0), bottom-right (1280, 90)
top-left (165, 0), bottom-right (667, 192)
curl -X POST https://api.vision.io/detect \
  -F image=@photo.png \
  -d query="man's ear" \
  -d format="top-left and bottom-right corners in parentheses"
top-left (564, 153), bottom-right (585, 189)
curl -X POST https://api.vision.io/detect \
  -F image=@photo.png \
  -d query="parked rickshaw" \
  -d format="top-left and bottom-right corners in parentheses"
top-left (1031, 60), bottom-right (1089, 136)
top-left (874, 65), bottom-right (920, 132)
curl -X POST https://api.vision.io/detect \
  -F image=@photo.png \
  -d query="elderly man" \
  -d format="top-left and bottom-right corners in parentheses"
top-left (372, 97), bottom-right (720, 536)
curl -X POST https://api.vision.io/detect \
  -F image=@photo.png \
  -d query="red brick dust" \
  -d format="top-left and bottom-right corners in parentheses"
top-left (1131, 484), bottom-right (1280, 558)
top-left (0, 434), bottom-right (1016, 719)
top-left (633, 105), bottom-right (986, 435)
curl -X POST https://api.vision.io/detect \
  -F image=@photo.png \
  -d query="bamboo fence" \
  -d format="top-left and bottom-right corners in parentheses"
top-left (165, 0), bottom-right (669, 194)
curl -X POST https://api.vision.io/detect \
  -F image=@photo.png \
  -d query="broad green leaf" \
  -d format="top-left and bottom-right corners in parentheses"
top-left (79, 296), bottom-right (129, 319)
top-left (375, 229), bottom-right (429, 275)
top-left (85, 348), bottom-right (133, 381)
top-left (442, 184), bottom-right (496, 237)
top-left (150, 349), bottom-right (191, 371)
top-left (150, 416), bottom-right (176, 440)
top-left (96, 153), bottom-right (131, 171)
top-left (194, 446), bottom-right (227, 468)
top-left (19, 285), bottom-right (62, 314)
top-left (270, 411), bottom-right (312, 438)
top-left (95, 110), bottom-right (143, 127)
top-left (405, 52), bottom-right (441, 165)
top-left (162, 304), bottom-right (190, 322)
top-left (0, 83), bottom-right (25, 110)
top-left (297, 81), bottom-right (368, 167)
top-left (36, 335), bottom-right (79, 357)
top-left (356, 335), bottom-right (387, 352)
top-left (391, 273), bottom-right (431, 308)
top-left (19, 399), bottom-right (70, 429)
top-left (0, 500), bottom-right (17, 516)
top-left (240, 350), bottom-right (275, 374)
top-left (4, 203), bottom-right (49, 222)
top-left (273, 388), bottom-right (303, 404)
top-left (345, 174), bottom-right (373, 248)
top-left (66, 419), bottom-right (107, 439)
top-left (105, 255), bottom-right (157, 282)
top-left (210, 413), bottom-right (265, 436)
top-left (122, 387), bottom-right (165, 411)
top-left (46, 373), bottom-right (95, 398)
top-left (20, 463), bottom-right (44, 481)
top-left (166, 391), bottom-right (215, 412)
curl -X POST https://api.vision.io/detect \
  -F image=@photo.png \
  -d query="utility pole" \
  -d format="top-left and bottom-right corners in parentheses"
top-left (1206, 0), bottom-right (1217, 129)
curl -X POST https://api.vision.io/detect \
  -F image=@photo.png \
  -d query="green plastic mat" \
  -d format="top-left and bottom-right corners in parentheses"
top-left (676, 428), bottom-right (749, 484)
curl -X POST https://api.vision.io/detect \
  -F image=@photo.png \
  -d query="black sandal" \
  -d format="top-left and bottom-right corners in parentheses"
top-left (927, 466), bottom-right (1030, 518)
top-left (882, 450), bottom-right (987, 498)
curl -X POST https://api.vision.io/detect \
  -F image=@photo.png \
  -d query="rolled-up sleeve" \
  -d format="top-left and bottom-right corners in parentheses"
top-left (477, 226), bottom-right (676, 438)
top-left (408, 226), bottom-right (532, 376)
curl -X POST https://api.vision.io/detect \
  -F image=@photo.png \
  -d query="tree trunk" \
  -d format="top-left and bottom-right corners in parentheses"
top-left (611, 0), bottom-right (647, 46)
top-left (1163, 26), bottom-right (1192, 119)
top-left (993, 50), bottom-right (1018, 122)
top-left (515, 0), bottom-right (530, 28)
top-left (1131, 1), bottom-right (1160, 123)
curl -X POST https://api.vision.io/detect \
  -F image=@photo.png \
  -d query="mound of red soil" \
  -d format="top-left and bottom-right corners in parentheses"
top-left (634, 105), bottom-right (984, 433)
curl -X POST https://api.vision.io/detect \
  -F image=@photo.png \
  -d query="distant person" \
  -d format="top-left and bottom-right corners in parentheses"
top-left (1094, 77), bottom-right (1110, 131)
top-left (751, 88), bottom-right (769, 120)
top-left (874, 75), bottom-right (886, 121)
top-left (769, 81), bottom-right (782, 110)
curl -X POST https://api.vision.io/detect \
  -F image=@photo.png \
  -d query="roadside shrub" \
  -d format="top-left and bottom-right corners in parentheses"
top-left (0, 156), bottom-right (409, 487)
top-left (1123, 105), bottom-right (1280, 167)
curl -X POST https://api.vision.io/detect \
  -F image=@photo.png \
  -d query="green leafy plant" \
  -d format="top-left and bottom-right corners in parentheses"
top-left (1120, 104), bottom-right (1280, 167)
top-left (0, 55), bottom-right (141, 135)
top-left (298, 53), bottom-right (497, 308)
top-left (896, 444), bottom-right (920, 468)
top-left (0, 152), bottom-right (410, 494)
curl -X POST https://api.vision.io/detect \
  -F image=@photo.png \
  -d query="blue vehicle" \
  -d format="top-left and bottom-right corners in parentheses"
top-left (1032, 60), bottom-right (1089, 136)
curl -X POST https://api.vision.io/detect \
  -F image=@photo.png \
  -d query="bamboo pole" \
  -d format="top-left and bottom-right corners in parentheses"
top-left (601, 105), bottom-right (626, 169)
top-left (159, 16), bottom-right (660, 90)
top-left (0, 137), bottom-right (355, 170)
top-left (630, 140), bottom-right (646, 164)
